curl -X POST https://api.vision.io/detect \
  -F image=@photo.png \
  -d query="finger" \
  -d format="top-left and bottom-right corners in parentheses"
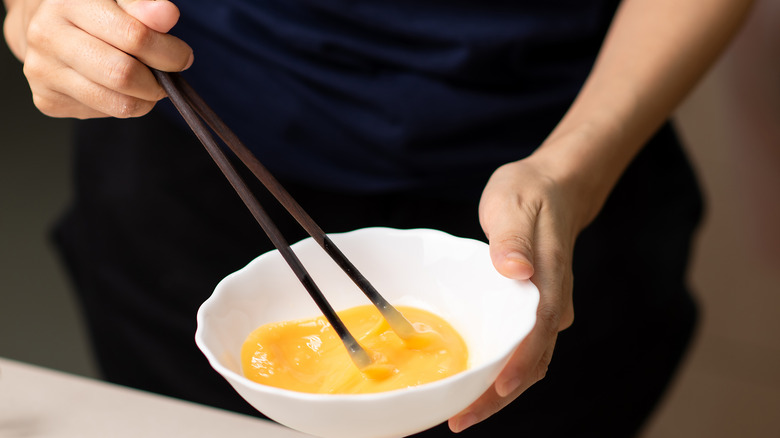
top-left (455, 188), bottom-right (575, 432)
top-left (29, 64), bottom-right (157, 118)
top-left (494, 300), bottom-right (562, 397)
top-left (30, 87), bottom-right (112, 119)
top-left (448, 241), bottom-right (568, 432)
top-left (64, 0), bottom-right (193, 72)
top-left (480, 260), bottom-right (573, 406)
top-left (448, 335), bottom-right (557, 433)
top-left (117, 0), bottom-right (180, 33)
top-left (24, 55), bottom-right (112, 118)
top-left (448, 295), bottom-right (563, 432)
top-left (489, 213), bottom-right (574, 396)
top-left (489, 202), bottom-right (537, 280)
top-left (40, 21), bottom-right (165, 102)
top-left (480, 192), bottom-right (538, 280)
top-left (529, 211), bottom-right (576, 333)
top-left (23, 42), bottom-right (157, 119)
top-left (62, 69), bottom-right (157, 118)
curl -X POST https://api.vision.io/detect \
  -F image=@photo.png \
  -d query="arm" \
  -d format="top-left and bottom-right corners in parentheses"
top-left (450, 0), bottom-right (753, 431)
top-left (2, 0), bottom-right (192, 119)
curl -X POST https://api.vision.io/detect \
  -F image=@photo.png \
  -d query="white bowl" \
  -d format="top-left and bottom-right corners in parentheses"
top-left (195, 227), bottom-right (539, 438)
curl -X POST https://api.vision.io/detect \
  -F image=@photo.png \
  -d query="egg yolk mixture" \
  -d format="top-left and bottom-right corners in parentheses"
top-left (240, 305), bottom-right (468, 394)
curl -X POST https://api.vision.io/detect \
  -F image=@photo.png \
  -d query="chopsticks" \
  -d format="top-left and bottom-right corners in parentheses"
top-left (152, 70), bottom-right (416, 369)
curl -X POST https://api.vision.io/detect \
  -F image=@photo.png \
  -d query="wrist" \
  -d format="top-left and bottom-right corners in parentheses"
top-left (528, 112), bottom-right (635, 228)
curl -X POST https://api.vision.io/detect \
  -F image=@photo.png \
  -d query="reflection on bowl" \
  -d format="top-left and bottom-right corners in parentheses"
top-left (195, 227), bottom-right (539, 438)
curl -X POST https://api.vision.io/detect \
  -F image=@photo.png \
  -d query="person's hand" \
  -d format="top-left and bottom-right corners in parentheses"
top-left (3, 0), bottom-right (192, 119)
top-left (449, 151), bottom-right (592, 432)
top-left (444, 5), bottom-right (754, 426)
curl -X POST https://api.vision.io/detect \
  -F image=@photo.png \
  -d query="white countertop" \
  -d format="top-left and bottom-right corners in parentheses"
top-left (0, 357), bottom-right (311, 437)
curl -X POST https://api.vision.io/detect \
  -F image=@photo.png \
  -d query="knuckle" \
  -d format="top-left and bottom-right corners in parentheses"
top-left (534, 363), bottom-right (548, 383)
top-left (25, 16), bottom-right (50, 48)
top-left (104, 57), bottom-right (138, 92)
top-left (500, 233), bottom-right (533, 254)
top-left (22, 54), bottom-right (58, 90)
top-left (546, 246), bottom-right (569, 269)
top-left (25, 0), bottom-right (67, 47)
top-left (534, 350), bottom-right (553, 382)
top-left (536, 303), bottom-right (562, 338)
top-left (31, 92), bottom-right (64, 117)
top-left (121, 19), bottom-right (154, 53)
top-left (21, 56), bottom-right (41, 80)
top-left (486, 397), bottom-right (506, 416)
top-left (31, 93), bottom-right (54, 116)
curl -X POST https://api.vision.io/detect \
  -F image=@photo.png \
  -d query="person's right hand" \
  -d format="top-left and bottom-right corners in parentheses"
top-left (3, 0), bottom-right (193, 119)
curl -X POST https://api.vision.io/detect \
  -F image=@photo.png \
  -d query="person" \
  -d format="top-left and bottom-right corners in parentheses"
top-left (2, 0), bottom-right (752, 436)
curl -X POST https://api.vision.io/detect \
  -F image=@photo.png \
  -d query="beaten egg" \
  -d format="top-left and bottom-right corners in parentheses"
top-left (241, 305), bottom-right (468, 394)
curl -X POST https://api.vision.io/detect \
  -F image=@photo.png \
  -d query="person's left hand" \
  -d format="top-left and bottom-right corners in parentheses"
top-left (448, 153), bottom-right (587, 432)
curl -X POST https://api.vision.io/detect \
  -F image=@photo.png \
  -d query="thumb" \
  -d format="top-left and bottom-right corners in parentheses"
top-left (116, 0), bottom-right (181, 33)
top-left (482, 200), bottom-right (539, 281)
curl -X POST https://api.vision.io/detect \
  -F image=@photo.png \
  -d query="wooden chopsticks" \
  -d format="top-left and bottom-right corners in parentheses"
top-left (152, 70), bottom-right (415, 369)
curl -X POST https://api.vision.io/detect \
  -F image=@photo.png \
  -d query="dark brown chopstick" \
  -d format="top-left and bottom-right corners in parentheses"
top-left (157, 71), bottom-right (416, 340)
top-left (152, 70), bottom-right (415, 367)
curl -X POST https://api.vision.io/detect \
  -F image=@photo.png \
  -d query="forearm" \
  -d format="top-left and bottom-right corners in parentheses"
top-left (534, 0), bottom-right (753, 224)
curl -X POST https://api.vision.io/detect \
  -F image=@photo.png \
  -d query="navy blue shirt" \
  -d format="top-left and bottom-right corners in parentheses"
top-left (166, 1), bottom-right (620, 194)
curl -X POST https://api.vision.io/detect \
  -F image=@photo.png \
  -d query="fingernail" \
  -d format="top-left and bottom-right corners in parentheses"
top-left (451, 413), bottom-right (477, 433)
top-left (502, 253), bottom-right (533, 279)
top-left (505, 252), bottom-right (532, 269)
top-left (497, 377), bottom-right (521, 397)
